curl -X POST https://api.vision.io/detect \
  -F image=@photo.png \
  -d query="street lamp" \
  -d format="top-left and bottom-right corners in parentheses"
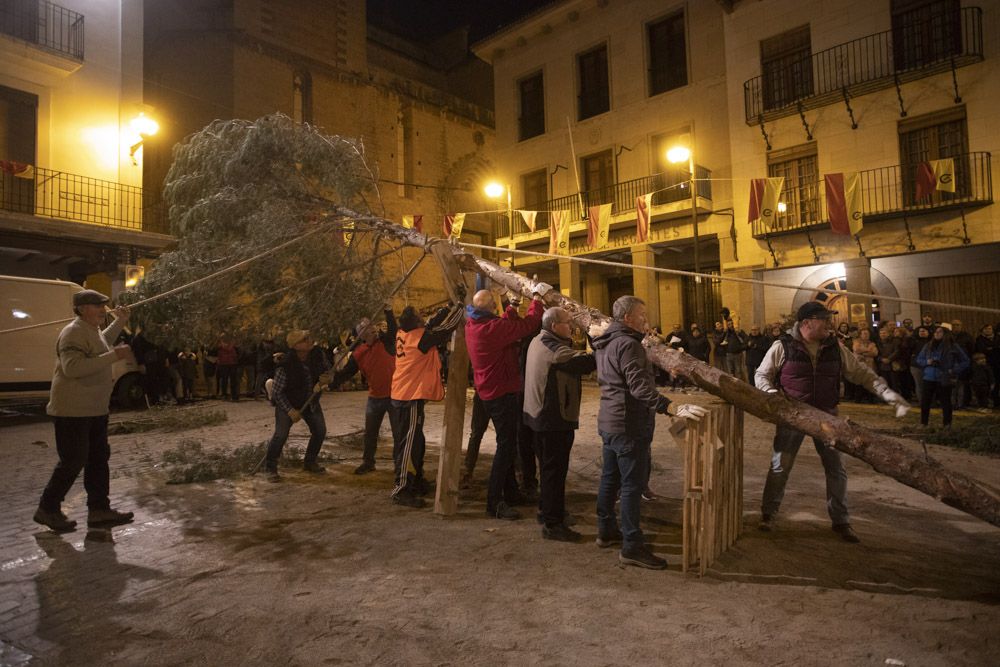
top-left (668, 144), bottom-right (704, 327)
top-left (485, 181), bottom-right (514, 269)
top-left (129, 113), bottom-right (159, 165)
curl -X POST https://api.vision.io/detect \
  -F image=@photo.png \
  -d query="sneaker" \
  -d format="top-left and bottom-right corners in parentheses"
top-left (391, 491), bottom-right (426, 508)
top-left (492, 501), bottom-right (521, 521)
top-left (641, 488), bottom-right (659, 501)
top-left (33, 508), bottom-right (77, 533)
top-left (412, 476), bottom-right (435, 497)
top-left (354, 462), bottom-right (376, 475)
top-left (87, 508), bottom-right (134, 528)
top-left (265, 469), bottom-right (281, 483)
top-left (758, 514), bottom-right (774, 532)
top-left (595, 530), bottom-right (623, 548)
top-left (832, 523), bottom-right (861, 543)
top-left (542, 524), bottom-right (582, 542)
top-left (619, 545), bottom-right (668, 570)
top-left (303, 462), bottom-right (326, 474)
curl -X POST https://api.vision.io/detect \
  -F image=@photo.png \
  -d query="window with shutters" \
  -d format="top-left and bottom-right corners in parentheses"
top-left (581, 149), bottom-right (614, 208)
top-left (647, 10), bottom-right (687, 96)
top-left (898, 108), bottom-right (969, 204)
top-left (577, 45), bottom-right (610, 120)
top-left (891, 0), bottom-right (962, 71)
top-left (520, 169), bottom-right (547, 210)
top-left (760, 26), bottom-right (813, 111)
top-left (518, 72), bottom-right (545, 141)
top-left (767, 145), bottom-right (819, 232)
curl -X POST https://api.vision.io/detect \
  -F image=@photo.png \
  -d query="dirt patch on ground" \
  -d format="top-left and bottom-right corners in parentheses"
top-left (2, 386), bottom-right (999, 665)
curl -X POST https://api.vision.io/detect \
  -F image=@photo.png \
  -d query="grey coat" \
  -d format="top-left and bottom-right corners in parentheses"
top-left (523, 329), bottom-right (595, 432)
top-left (592, 321), bottom-right (669, 436)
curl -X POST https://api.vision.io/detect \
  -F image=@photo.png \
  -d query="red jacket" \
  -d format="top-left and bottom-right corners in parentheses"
top-left (465, 299), bottom-right (543, 401)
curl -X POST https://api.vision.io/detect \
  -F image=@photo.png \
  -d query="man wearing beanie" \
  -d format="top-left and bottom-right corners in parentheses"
top-left (34, 289), bottom-right (136, 532)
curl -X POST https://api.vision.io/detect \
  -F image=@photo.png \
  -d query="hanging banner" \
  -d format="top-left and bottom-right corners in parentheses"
top-left (587, 203), bottom-right (612, 250)
top-left (747, 177), bottom-right (784, 229)
top-left (518, 210), bottom-right (538, 233)
top-left (0, 160), bottom-right (34, 179)
top-left (549, 210), bottom-right (571, 256)
top-left (825, 172), bottom-right (863, 236)
top-left (635, 193), bottom-right (652, 243)
top-left (401, 214), bottom-right (423, 233)
top-left (915, 158), bottom-right (955, 199)
top-left (443, 213), bottom-right (465, 239)
top-left (343, 220), bottom-right (354, 246)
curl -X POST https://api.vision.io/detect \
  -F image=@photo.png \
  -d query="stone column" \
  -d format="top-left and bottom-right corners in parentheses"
top-left (558, 257), bottom-right (581, 300)
top-left (658, 275), bottom-right (684, 332)
top-left (844, 257), bottom-right (872, 327)
top-left (583, 271), bottom-right (609, 316)
top-left (630, 245), bottom-right (660, 328)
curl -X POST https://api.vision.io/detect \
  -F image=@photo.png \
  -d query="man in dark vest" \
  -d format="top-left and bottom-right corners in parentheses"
top-left (264, 330), bottom-right (332, 481)
top-left (754, 302), bottom-right (909, 542)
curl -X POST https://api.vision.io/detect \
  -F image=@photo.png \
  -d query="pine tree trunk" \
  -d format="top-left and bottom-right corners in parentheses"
top-left (362, 217), bottom-right (1000, 528)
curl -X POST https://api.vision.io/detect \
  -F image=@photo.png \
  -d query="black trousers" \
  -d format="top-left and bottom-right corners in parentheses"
top-left (921, 380), bottom-right (953, 427)
top-left (391, 399), bottom-right (426, 495)
top-left (39, 416), bottom-right (111, 512)
top-left (516, 392), bottom-right (538, 489)
top-left (463, 392), bottom-right (490, 473)
top-left (536, 429), bottom-right (574, 527)
top-left (483, 393), bottom-right (521, 511)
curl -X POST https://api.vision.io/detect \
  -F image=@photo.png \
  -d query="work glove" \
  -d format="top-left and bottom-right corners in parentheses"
top-left (668, 336), bottom-right (683, 346)
top-left (667, 404), bottom-right (709, 438)
top-left (506, 290), bottom-right (522, 308)
top-left (288, 409), bottom-right (302, 423)
top-left (877, 385), bottom-right (910, 418)
top-left (318, 371), bottom-right (333, 386)
top-left (532, 282), bottom-right (554, 297)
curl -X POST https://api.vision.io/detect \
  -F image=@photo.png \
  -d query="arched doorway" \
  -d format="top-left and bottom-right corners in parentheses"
top-left (790, 264), bottom-right (901, 326)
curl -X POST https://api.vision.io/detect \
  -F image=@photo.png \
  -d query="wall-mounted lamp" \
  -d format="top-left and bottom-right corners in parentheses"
top-left (129, 113), bottom-right (159, 165)
top-left (124, 264), bottom-right (144, 288)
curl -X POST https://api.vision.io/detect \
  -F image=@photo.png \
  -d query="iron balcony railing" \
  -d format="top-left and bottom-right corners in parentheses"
top-left (1, 163), bottom-right (168, 234)
top-left (744, 6), bottom-right (983, 123)
top-left (0, 0), bottom-right (84, 60)
top-left (494, 166), bottom-right (712, 239)
top-left (750, 151), bottom-right (992, 239)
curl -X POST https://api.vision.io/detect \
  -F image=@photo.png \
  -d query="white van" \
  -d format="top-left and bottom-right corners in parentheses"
top-left (0, 275), bottom-right (145, 409)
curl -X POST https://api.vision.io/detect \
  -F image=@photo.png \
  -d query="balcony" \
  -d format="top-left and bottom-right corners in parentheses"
top-left (743, 6), bottom-right (983, 124)
top-left (750, 151), bottom-right (992, 239)
top-left (0, 0), bottom-right (83, 59)
top-left (1, 164), bottom-right (168, 235)
top-left (494, 166), bottom-right (712, 240)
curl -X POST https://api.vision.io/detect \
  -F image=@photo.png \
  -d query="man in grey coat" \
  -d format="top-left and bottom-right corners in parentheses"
top-left (523, 307), bottom-right (596, 542)
top-left (34, 289), bottom-right (136, 532)
top-left (591, 295), bottom-right (706, 569)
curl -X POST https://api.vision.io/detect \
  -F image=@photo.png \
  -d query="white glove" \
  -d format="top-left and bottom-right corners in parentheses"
top-left (532, 282), bottom-right (554, 297)
top-left (674, 404), bottom-right (709, 421)
top-left (878, 386), bottom-right (910, 418)
top-left (668, 336), bottom-right (683, 346)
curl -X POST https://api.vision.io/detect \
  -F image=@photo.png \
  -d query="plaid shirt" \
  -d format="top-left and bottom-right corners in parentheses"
top-left (271, 353), bottom-right (331, 413)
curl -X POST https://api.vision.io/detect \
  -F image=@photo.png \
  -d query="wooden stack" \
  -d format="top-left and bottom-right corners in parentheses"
top-left (679, 400), bottom-right (744, 575)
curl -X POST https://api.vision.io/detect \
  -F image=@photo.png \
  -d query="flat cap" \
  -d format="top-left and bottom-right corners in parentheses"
top-left (73, 289), bottom-right (110, 307)
top-left (796, 301), bottom-right (837, 321)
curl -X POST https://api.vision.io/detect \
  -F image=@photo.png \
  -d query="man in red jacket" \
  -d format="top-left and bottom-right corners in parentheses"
top-left (331, 307), bottom-right (397, 474)
top-left (465, 284), bottom-right (550, 520)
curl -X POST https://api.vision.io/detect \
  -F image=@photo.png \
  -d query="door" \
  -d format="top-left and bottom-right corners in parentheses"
top-left (0, 84), bottom-right (37, 215)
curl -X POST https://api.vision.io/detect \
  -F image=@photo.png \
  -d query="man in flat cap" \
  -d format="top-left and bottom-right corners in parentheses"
top-left (34, 289), bottom-right (135, 532)
top-left (263, 330), bottom-right (333, 481)
top-left (754, 301), bottom-right (909, 543)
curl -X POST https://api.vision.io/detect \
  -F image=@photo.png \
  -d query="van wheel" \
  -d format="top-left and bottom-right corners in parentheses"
top-left (115, 374), bottom-right (146, 409)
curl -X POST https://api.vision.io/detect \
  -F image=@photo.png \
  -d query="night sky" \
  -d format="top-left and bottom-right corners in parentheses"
top-left (367, 0), bottom-right (560, 44)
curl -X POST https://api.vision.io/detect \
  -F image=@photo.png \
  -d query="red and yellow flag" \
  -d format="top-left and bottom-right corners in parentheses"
top-left (549, 210), bottom-right (571, 256)
top-left (401, 214), bottom-right (423, 232)
top-left (443, 213), bottom-right (465, 239)
top-left (915, 158), bottom-right (955, 199)
top-left (587, 203), bottom-right (612, 250)
top-left (825, 172), bottom-right (863, 236)
top-left (747, 177), bottom-right (784, 229)
top-left (635, 194), bottom-right (652, 242)
top-left (518, 210), bottom-right (538, 232)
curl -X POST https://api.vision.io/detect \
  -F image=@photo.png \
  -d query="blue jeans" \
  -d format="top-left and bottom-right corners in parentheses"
top-left (483, 393), bottom-right (521, 511)
top-left (266, 404), bottom-right (327, 469)
top-left (596, 429), bottom-right (651, 551)
top-left (761, 423), bottom-right (848, 525)
top-left (363, 397), bottom-right (396, 466)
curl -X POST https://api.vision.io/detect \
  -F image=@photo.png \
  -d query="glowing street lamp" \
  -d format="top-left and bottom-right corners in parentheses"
top-left (668, 144), bottom-right (704, 327)
top-left (129, 113), bottom-right (159, 165)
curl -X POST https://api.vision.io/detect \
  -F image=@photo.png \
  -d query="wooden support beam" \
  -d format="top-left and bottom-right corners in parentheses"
top-left (429, 241), bottom-right (472, 516)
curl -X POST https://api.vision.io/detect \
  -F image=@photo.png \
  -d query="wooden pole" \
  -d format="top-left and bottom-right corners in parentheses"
top-left (429, 241), bottom-right (472, 515)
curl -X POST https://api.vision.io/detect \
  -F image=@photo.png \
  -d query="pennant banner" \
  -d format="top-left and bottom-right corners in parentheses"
top-left (0, 160), bottom-right (34, 179)
top-left (549, 210), bottom-right (571, 256)
top-left (401, 214), bottom-right (423, 233)
top-left (443, 213), bottom-right (465, 239)
top-left (635, 194), bottom-right (652, 243)
top-left (517, 210), bottom-right (538, 233)
top-left (916, 158), bottom-right (955, 199)
top-left (825, 172), bottom-right (863, 236)
top-left (587, 203), bottom-right (612, 250)
top-left (748, 177), bottom-right (784, 229)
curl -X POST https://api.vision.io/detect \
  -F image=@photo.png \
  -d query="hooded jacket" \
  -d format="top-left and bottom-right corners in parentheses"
top-left (465, 298), bottom-right (543, 401)
top-left (523, 329), bottom-right (596, 431)
top-left (591, 321), bottom-right (669, 436)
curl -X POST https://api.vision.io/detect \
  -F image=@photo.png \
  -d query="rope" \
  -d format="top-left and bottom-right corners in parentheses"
top-left (456, 241), bottom-right (1000, 317)
top-left (0, 217), bottom-right (360, 335)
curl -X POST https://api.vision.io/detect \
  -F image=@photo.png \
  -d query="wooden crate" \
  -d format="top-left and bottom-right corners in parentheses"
top-left (679, 401), bottom-right (744, 575)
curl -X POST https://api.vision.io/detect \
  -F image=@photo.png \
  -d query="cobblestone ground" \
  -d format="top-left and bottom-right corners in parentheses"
top-left (1, 388), bottom-right (999, 666)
